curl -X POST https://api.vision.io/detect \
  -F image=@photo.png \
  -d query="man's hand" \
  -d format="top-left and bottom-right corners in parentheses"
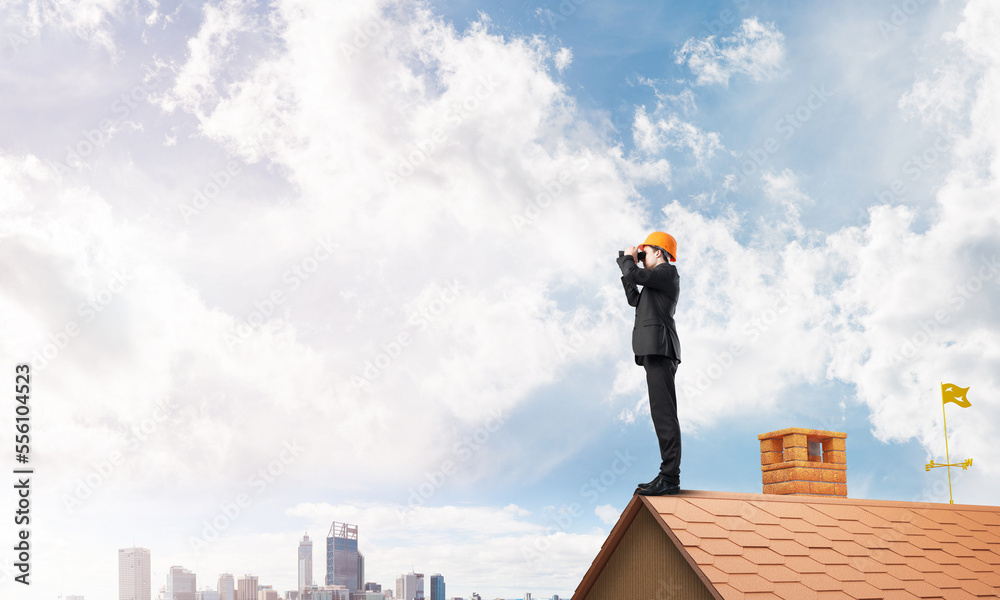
top-left (626, 245), bottom-right (639, 263)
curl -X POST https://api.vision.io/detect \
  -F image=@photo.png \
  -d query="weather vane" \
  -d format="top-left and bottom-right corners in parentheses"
top-left (925, 382), bottom-right (973, 504)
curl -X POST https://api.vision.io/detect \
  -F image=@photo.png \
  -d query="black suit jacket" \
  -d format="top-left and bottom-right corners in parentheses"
top-left (617, 255), bottom-right (681, 366)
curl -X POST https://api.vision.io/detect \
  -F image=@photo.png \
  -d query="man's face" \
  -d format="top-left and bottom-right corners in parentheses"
top-left (640, 246), bottom-right (656, 268)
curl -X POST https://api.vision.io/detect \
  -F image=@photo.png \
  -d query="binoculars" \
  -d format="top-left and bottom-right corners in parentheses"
top-left (620, 250), bottom-right (647, 261)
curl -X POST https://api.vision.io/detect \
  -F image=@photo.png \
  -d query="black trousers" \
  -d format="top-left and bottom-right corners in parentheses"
top-left (643, 354), bottom-right (681, 484)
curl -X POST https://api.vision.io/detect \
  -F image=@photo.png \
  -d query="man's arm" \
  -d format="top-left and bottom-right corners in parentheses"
top-left (618, 255), bottom-right (676, 292)
top-left (617, 254), bottom-right (641, 306)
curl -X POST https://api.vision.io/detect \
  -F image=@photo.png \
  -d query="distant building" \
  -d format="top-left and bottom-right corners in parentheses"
top-left (327, 522), bottom-right (360, 593)
top-left (349, 593), bottom-right (386, 600)
top-left (301, 584), bottom-right (350, 600)
top-left (257, 586), bottom-right (278, 600)
top-left (119, 547), bottom-right (152, 600)
top-left (357, 551), bottom-right (365, 592)
top-left (299, 533), bottom-right (314, 591)
top-left (395, 573), bottom-right (424, 600)
top-left (217, 574), bottom-right (235, 600)
top-left (195, 589), bottom-right (220, 600)
top-left (166, 566), bottom-right (196, 600)
top-left (236, 575), bottom-right (258, 600)
top-left (66, 596), bottom-right (84, 600)
top-left (428, 575), bottom-right (444, 600)
top-left (364, 583), bottom-right (381, 592)
top-left (286, 592), bottom-right (300, 600)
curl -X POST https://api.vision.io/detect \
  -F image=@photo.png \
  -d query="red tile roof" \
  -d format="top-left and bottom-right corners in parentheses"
top-left (576, 490), bottom-right (1000, 600)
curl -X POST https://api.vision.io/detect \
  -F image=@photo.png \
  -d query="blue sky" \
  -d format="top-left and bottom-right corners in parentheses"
top-left (1, 0), bottom-right (998, 598)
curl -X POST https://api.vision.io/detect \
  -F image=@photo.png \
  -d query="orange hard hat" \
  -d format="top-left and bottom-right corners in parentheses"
top-left (640, 231), bottom-right (677, 262)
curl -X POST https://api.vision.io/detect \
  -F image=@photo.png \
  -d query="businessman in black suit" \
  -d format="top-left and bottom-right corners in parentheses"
top-left (617, 232), bottom-right (681, 496)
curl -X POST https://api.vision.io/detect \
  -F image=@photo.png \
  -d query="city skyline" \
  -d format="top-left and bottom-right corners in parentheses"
top-left (120, 531), bottom-right (460, 600)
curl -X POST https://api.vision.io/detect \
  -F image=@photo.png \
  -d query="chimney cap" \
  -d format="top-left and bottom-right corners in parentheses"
top-left (758, 427), bottom-right (847, 440)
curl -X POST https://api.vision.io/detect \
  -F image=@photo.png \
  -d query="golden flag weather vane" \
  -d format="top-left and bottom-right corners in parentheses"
top-left (925, 382), bottom-right (973, 504)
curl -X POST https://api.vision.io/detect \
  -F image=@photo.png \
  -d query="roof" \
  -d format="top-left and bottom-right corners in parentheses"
top-left (574, 490), bottom-right (1000, 600)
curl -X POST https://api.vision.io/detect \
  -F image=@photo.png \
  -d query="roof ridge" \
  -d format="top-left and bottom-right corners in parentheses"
top-left (663, 489), bottom-right (1000, 511)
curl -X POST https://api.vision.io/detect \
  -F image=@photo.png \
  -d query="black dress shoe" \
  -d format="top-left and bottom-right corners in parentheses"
top-left (637, 479), bottom-right (680, 496)
top-left (636, 474), bottom-right (662, 490)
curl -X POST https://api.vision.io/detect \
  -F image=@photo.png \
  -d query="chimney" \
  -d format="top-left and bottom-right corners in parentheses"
top-left (759, 428), bottom-right (847, 497)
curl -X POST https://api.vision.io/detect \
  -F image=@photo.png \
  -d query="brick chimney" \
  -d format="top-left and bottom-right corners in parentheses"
top-left (759, 428), bottom-right (847, 497)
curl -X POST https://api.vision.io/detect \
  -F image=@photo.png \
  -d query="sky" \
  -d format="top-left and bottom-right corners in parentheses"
top-left (1, 0), bottom-right (999, 598)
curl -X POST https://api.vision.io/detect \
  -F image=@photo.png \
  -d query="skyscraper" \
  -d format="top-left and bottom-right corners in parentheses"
top-left (299, 533), bottom-right (313, 591)
top-left (326, 521), bottom-right (359, 592)
top-left (356, 551), bottom-right (365, 592)
top-left (394, 573), bottom-right (424, 600)
top-left (236, 575), bottom-right (258, 600)
top-left (429, 575), bottom-right (444, 600)
top-left (119, 547), bottom-right (151, 600)
top-left (165, 566), bottom-right (197, 600)
top-left (218, 574), bottom-right (235, 600)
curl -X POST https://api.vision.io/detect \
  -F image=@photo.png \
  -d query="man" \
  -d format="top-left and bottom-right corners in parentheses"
top-left (616, 231), bottom-right (682, 496)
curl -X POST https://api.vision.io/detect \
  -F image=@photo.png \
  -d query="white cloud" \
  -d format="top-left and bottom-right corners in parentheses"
top-left (629, 78), bottom-right (722, 170)
top-left (1, 0), bottom-right (129, 53)
top-left (632, 105), bottom-right (723, 168)
top-left (760, 168), bottom-right (811, 238)
top-left (632, 105), bottom-right (661, 152)
top-left (554, 46), bottom-right (573, 72)
top-left (158, 0), bottom-right (264, 116)
top-left (612, 146), bottom-right (672, 186)
top-left (594, 504), bottom-right (620, 525)
top-left (761, 168), bottom-right (807, 204)
top-left (675, 17), bottom-right (786, 86)
top-left (635, 77), bottom-right (698, 116)
top-left (899, 66), bottom-right (972, 124)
